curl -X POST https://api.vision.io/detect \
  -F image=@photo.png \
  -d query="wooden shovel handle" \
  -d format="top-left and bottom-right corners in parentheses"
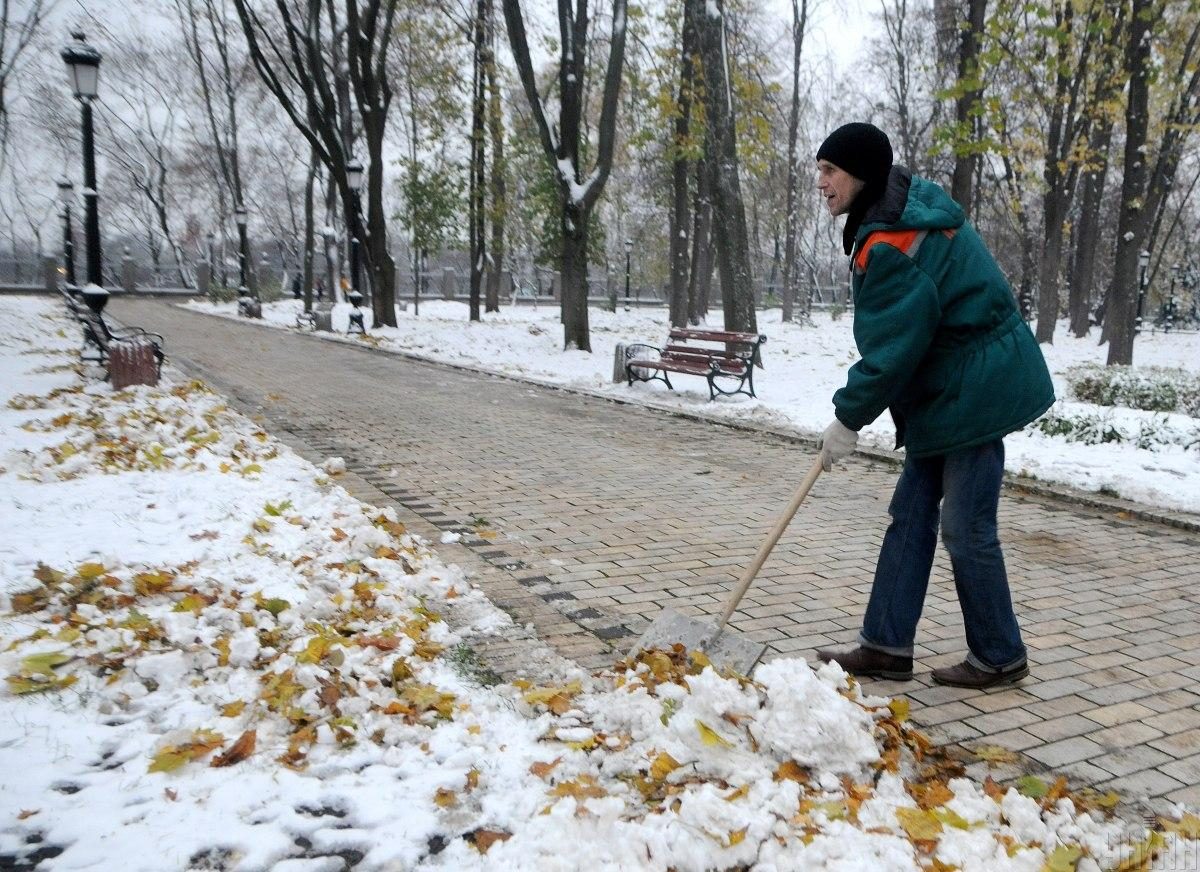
top-left (715, 457), bottom-right (823, 631)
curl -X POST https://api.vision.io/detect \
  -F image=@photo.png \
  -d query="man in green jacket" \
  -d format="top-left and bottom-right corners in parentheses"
top-left (812, 122), bottom-right (1055, 689)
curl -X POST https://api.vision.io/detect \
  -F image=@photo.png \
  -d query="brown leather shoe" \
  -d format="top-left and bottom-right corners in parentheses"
top-left (815, 646), bottom-right (913, 681)
top-left (931, 660), bottom-right (1029, 689)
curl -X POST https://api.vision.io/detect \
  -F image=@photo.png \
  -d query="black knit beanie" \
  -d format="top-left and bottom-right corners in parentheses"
top-left (817, 123), bottom-right (894, 253)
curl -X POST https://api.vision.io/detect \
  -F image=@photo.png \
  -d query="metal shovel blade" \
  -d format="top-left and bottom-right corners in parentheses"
top-left (631, 607), bottom-right (767, 675)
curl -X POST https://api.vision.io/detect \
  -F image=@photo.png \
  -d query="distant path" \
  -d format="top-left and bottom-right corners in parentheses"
top-left (110, 297), bottom-right (1200, 808)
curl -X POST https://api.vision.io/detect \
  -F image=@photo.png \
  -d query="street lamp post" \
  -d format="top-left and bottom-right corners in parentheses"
top-left (346, 160), bottom-right (364, 308)
top-left (623, 238), bottom-right (633, 312)
top-left (1167, 263), bottom-right (1179, 333)
top-left (1135, 249), bottom-right (1151, 336)
top-left (234, 205), bottom-right (249, 295)
top-left (61, 32), bottom-right (103, 299)
top-left (57, 179), bottom-right (77, 291)
top-left (234, 204), bottom-right (259, 317)
top-left (323, 225), bottom-right (337, 303)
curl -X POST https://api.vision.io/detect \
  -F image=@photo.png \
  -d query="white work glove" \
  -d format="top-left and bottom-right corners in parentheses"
top-left (819, 419), bottom-right (859, 471)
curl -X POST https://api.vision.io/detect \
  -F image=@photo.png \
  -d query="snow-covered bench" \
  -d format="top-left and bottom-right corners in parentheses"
top-left (624, 327), bottom-right (766, 401)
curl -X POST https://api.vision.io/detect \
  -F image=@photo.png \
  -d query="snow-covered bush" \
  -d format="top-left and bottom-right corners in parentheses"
top-left (1066, 363), bottom-right (1200, 415)
top-left (1030, 408), bottom-right (1200, 452)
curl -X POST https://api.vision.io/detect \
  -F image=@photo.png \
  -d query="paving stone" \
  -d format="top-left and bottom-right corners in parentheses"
top-left (1102, 769), bottom-right (1187, 800)
top-left (1082, 701), bottom-right (1157, 728)
top-left (111, 298), bottom-right (1200, 802)
top-left (1025, 736), bottom-right (1105, 767)
top-left (1150, 728), bottom-right (1200, 758)
top-left (1026, 714), bottom-right (1102, 743)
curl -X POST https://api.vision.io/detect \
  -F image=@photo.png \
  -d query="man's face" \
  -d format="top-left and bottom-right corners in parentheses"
top-left (816, 160), bottom-right (865, 217)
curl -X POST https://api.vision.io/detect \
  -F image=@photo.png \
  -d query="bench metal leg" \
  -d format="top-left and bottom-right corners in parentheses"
top-left (626, 363), bottom-right (672, 392)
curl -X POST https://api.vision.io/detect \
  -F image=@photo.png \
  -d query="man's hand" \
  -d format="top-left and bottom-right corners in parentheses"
top-left (818, 419), bottom-right (859, 471)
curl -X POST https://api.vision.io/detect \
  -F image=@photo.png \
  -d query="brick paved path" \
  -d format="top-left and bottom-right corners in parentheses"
top-left (113, 299), bottom-right (1200, 808)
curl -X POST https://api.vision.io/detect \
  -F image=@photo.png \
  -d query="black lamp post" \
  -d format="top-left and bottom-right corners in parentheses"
top-left (346, 159), bottom-right (364, 306)
top-left (323, 224), bottom-right (337, 303)
top-left (234, 204), bottom-right (250, 298)
top-left (1167, 263), bottom-right (1179, 333)
top-left (1135, 248), bottom-right (1151, 336)
top-left (623, 237), bottom-right (633, 312)
top-left (57, 178), bottom-right (77, 291)
top-left (61, 32), bottom-right (103, 307)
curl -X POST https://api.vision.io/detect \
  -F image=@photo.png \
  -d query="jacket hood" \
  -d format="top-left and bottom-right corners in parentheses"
top-left (855, 167), bottom-right (965, 244)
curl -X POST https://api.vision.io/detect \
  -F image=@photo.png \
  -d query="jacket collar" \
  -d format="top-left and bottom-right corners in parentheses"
top-left (861, 165), bottom-right (912, 230)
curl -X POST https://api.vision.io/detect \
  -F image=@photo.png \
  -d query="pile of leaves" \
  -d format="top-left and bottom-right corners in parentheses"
top-left (8, 379), bottom-right (277, 479)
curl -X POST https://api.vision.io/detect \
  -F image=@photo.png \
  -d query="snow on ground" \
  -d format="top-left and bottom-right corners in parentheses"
top-left (185, 297), bottom-right (1200, 516)
top-left (2, 295), bottom-right (1199, 871)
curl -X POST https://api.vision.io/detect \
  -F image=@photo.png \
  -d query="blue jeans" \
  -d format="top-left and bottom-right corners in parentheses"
top-left (859, 439), bottom-right (1027, 672)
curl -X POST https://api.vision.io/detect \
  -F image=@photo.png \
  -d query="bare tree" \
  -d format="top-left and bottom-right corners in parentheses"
top-left (780, 0), bottom-right (807, 324)
top-left (483, 0), bottom-right (507, 313)
top-left (232, 0), bottom-right (400, 326)
top-left (1105, 0), bottom-right (1153, 365)
top-left (695, 0), bottom-right (756, 333)
top-left (949, 0), bottom-right (986, 213)
top-left (0, 0), bottom-right (52, 163)
top-left (668, 0), bottom-right (699, 327)
top-left (501, 0), bottom-right (629, 351)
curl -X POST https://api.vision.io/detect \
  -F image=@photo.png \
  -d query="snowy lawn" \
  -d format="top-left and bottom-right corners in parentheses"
top-left (3, 294), bottom-right (1199, 871)
top-left (185, 297), bottom-right (1200, 516)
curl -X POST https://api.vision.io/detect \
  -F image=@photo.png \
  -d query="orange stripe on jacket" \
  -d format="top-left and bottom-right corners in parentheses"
top-left (853, 229), bottom-right (922, 272)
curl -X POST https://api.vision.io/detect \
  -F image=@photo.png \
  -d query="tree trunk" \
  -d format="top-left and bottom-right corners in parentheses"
top-left (469, 0), bottom-right (486, 323)
top-left (1068, 120), bottom-right (1113, 337)
top-left (1035, 188), bottom-right (1068, 342)
top-left (669, 0), bottom-right (697, 328)
top-left (689, 155), bottom-right (715, 324)
top-left (949, 0), bottom-right (987, 214)
top-left (696, 0), bottom-right (756, 334)
top-left (561, 206), bottom-right (591, 350)
top-left (484, 0), bottom-right (506, 314)
top-left (781, 0), bottom-right (807, 324)
top-left (1106, 0), bottom-right (1152, 366)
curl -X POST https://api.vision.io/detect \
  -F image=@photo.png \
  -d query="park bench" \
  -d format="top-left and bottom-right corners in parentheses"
top-left (61, 288), bottom-right (165, 386)
top-left (624, 327), bottom-right (767, 401)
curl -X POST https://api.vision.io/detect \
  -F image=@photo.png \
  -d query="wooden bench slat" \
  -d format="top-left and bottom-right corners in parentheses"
top-left (631, 360), bottom-right (714, 377)
top-left (669, 328), bottom-right (766, 344)
top-left (663, 345), bottom-right (745, 362)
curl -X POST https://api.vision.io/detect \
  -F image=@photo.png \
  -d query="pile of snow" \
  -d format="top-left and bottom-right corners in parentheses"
top-left (3, 296), bottom-right (1198, 870)
top-left (185, 298), bottom-right (1200, 515)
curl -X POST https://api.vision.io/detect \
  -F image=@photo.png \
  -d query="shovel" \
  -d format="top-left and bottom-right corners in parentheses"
top-left (631, 457), bottom-right (824, 674)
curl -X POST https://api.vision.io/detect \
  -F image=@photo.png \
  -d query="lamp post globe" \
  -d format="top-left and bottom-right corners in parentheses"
top-left (62, 32), bottom-right (100, 99)
top-left (57, 178), bottom-right (77, 291)
top-left (61, 32), bottom-right (104, 293)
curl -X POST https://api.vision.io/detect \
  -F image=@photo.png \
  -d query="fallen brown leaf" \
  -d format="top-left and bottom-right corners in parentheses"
top-left (211, 730), bottom-right (256, 767)
top-left (470, 828), bottom-right (511, 854)
top-left (529, 757), bottom-right (562, 779)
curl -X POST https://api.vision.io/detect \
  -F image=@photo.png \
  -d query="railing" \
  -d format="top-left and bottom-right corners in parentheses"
top-left (0, 258), bottom-right (44, 285)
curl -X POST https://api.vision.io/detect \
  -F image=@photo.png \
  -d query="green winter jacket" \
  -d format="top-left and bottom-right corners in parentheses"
top-left (832, 168), bottom-right (1054, 458)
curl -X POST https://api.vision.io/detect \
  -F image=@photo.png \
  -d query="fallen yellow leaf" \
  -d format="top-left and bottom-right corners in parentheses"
top-left (696, 720), bottom-right (734, 748)
top-left (650, 752), bottom-right (682, 781)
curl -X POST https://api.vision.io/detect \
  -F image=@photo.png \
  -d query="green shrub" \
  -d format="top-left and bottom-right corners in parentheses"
top-left (1066, 364), bottom-right (1200, 416)
top-left (1029, 408), bottom-right (1200, 452)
